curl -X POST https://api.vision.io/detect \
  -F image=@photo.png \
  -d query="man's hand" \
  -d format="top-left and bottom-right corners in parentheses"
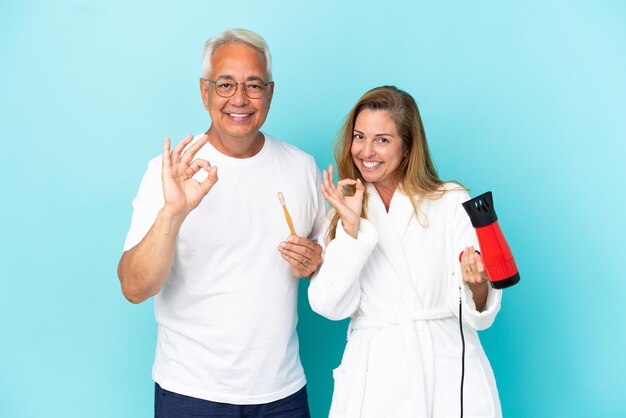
top-left (278, 236), bottom-right (323, 278)
top-left (162, 134), bottom-right (218, 219)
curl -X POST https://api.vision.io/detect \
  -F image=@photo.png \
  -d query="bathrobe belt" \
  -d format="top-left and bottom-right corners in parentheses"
top-left (349, 310), bottom-right (453, 331)
top-left (346, 310), bottom-right (453, 417)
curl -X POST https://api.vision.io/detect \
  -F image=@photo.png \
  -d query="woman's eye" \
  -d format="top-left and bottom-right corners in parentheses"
top-left (353, 134), bottom-right (364, 141)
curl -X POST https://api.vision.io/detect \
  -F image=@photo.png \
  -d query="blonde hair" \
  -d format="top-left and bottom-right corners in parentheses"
top-left (327, 85), bottom-right (462, 241)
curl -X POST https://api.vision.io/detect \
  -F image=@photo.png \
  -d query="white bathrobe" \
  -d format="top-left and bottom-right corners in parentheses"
top-left (309, 183), bottom-right (503, 418)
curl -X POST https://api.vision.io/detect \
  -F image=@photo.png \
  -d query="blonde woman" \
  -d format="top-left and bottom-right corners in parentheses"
top-left (309, 86), bottom-right (502, 417)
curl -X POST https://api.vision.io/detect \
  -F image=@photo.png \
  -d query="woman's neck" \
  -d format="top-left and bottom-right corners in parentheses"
top-left (374, 182), bottom-right (398, 212)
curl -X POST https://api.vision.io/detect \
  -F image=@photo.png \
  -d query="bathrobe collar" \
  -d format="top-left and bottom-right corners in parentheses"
top-left (365, 183), bottom-right (435, 416)
top-left (366, 183), bottom-right (422, 307)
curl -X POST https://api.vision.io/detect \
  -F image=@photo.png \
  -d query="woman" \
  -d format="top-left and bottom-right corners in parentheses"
top-left (309, 86), bottom-right (502, 417)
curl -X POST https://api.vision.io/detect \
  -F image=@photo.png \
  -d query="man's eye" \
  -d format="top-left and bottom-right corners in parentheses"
top-left (247, 83), bottom-right (263, 90)
top-left (219, 82), bottom-right (233, 89)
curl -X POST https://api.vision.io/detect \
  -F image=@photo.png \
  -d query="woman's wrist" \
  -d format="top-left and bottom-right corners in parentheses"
top-left (341, 218), bottom-right (360, 239)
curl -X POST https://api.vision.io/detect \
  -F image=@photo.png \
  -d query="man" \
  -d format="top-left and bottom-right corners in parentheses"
top-left (118, 28), bottom-right (325, 418)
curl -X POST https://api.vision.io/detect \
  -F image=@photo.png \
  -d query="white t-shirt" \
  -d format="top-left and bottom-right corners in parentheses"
top-left (123, 133), bottom-right (326, 404)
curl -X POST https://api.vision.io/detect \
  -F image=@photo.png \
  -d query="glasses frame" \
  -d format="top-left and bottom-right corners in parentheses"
top-left (202, 78), bottom-right (273, 99)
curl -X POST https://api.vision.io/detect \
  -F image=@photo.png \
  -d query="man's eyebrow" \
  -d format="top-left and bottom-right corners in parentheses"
top-left (215, 74), bottom-right (266, 82)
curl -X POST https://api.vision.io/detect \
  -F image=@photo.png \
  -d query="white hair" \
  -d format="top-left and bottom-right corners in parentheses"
top-left (201, 28), bottom-right (272, 81)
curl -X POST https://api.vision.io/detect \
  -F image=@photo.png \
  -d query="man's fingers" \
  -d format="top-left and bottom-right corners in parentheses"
top-left (189, 158), bottom-right (211, 175)
top-left (287, 236), bottom-right (319, 251)
top-left (280, 251), bottom-right (299, 267)
top-left (279, 245), bottom-right (309, 262)
top-left (181, 134), bottom-right (208, 165)
top-left (200, 166), bottom-right (219, 194)
top-left (280, 250), bottom-right (316, 277)
top-left (162, 137), bottom-right (172, 175)
top-left (279, 238), bottom-right (319, 262)
top-left (171, 134), bottom-right (194, 163)
top-left (279, 252), bottom-right (310, 278)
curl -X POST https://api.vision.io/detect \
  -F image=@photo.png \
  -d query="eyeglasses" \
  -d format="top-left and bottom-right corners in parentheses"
top-left (203, 78), bottom-right (273, 99)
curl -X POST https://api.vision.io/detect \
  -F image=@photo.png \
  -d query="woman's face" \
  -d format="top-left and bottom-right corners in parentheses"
top-left (351, 109), bottom-right (406, 190)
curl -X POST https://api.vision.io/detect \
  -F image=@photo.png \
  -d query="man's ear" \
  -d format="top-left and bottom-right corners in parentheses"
top-left (266, 82), bottom-right (275, 107)
top-left (200, 78), bottom-right (210, 110)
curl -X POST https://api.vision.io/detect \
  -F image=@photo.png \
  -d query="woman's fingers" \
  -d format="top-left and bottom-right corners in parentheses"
top-left (323, 169), bottom-right (333, 191)
top-left (461, 247), bottom-right (488, 284)
top-left (354, 179), bottom-right (364, 201)
top-left (336, 178), bottom-right (357, 193)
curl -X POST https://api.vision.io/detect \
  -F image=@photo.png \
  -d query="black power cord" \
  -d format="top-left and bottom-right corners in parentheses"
top-left (459, 290), bottom-right (465, 418)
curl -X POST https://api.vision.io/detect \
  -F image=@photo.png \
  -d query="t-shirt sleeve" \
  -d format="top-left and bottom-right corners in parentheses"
top-left (307, 165), bottom-right (328, 243)
top-left (122, 157), bottom-right (164, 251)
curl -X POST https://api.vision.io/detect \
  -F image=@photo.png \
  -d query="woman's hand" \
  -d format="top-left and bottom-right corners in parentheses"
top-left (460, 246), bottom-right (489, 311)
top-left (161, 134), bottom-right (219, 220)
top-left (460, 246), bottom-right (488, 284)
top-left (320, 164), bottom-right (364, 239)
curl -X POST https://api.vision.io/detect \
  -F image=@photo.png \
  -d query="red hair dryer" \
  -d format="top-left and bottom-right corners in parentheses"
top-left (462, 191), bottom-right (520, 289)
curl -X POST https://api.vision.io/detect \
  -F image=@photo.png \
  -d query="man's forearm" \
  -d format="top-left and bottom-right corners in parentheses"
top-left (118, 209), bottom-right (185, 304)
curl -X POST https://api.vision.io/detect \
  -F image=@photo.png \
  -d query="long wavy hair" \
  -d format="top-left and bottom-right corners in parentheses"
top-left (327, 85), bottom-right (460, 241)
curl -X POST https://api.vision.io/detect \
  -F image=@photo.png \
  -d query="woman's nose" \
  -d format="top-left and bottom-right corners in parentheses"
top-left (362, 141), bottom-right (375, 157)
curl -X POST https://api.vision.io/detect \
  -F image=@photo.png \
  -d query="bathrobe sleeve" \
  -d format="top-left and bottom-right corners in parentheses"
top-left (447, 188), bottom-right (503, 330)
top-left (308, 217), bottom-right (379, 320)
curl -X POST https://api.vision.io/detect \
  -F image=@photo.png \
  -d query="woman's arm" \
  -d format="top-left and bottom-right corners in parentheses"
top-left (308, 218), bottom-right (378, 320)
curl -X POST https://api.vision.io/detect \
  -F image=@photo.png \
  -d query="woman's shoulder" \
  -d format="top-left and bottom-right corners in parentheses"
top-left (430, 181), bottom-right (468, 198)
top-left (430, 182), bottom-right (471, 208)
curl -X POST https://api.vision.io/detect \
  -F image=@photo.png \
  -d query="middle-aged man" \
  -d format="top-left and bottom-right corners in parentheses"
top-left (117, 28), bottom-right (326, 418)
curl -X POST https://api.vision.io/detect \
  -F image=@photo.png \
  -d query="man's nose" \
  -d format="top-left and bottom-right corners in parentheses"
top-left (229, 82), bottom-right (249, 105)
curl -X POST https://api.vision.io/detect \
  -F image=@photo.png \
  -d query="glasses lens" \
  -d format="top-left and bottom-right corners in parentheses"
top-left (244, 81), bottom-right (266, 98)
top-left (214, 79), bottom-right (235, 97)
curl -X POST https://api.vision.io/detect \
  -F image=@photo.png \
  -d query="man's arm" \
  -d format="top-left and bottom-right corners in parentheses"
top-left (117, 135), bottom-right (218, 303)
top-left (118, 209), bottom-right (185, 303)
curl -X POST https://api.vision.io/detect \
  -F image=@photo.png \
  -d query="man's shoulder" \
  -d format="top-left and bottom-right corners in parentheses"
top-left (264, 133), bottom-right (316, 165)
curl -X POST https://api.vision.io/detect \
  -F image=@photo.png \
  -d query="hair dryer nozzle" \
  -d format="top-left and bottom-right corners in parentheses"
top-left (462, 191), bottom-right (520, 289)
top-left (462, 191), bottom-right (498, 228)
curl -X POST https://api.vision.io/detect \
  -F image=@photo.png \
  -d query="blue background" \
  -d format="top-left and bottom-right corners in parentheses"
top-left (2, 1), bottom-right (625, 417)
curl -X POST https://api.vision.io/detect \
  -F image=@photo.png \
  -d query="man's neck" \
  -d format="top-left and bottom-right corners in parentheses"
top-left (205, 128), bottom-right (265, 158)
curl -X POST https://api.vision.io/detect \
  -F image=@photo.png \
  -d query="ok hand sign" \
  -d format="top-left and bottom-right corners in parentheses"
top-left (320, 164), bottom-right (364, 239)
top-left (161, 134), bottom-right (218, 219)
